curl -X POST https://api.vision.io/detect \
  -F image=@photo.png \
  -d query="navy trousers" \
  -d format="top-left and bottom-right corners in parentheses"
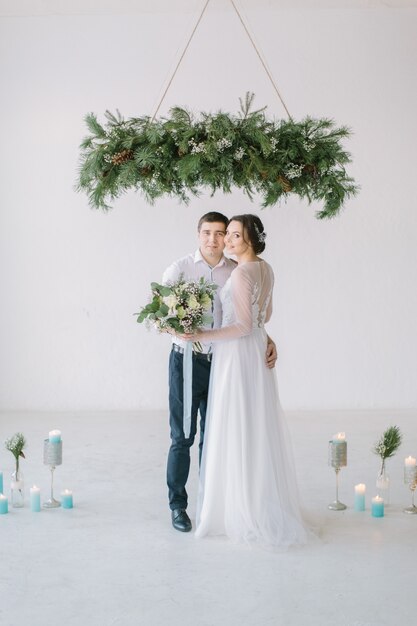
top-left (167, 348), bottom-right (212, 511)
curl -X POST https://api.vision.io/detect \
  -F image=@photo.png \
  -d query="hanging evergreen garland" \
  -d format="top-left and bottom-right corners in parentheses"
top-left (77, 93), bottom-right (358, 219)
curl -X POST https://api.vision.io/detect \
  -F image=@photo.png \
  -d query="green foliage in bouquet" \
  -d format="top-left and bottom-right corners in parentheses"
top-left (5, 432), bottom-right (26, 472)
top-left (77, 93), bottom-right (358, 219)
top-left (136, 276), bottom-right (217, 338)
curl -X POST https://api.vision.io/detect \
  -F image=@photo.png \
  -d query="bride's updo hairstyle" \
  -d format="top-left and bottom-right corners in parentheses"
top-left (229, 214), bottom-right (267, 254)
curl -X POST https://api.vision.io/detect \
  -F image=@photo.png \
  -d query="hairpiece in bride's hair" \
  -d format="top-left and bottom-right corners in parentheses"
top-left (254, 223), bottom-right (266, 243)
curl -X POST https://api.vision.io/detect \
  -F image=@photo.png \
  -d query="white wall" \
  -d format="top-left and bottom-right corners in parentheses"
top-left (0, 1), bottom-right (416, 410)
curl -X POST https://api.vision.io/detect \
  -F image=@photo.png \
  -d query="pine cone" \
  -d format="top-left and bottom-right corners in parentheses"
top-left (277, 175), bottom-right (292, 192)
top-left (140, 167), bottom-right (152, 177)
top-left (111, 149), bottom-right (134, 165)
top-left (303, 164), bottom-right (318, 178)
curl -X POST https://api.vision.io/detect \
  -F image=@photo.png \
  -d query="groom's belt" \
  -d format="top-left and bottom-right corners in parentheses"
top-left (172, 343), bottom-right (212, 362)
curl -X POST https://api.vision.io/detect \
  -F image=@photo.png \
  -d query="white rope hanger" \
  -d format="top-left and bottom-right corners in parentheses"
top-left (151, 0), bottom-right (293, 122)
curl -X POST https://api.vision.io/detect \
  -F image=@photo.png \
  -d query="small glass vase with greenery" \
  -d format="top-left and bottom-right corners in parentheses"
top-left (5, 432), bottom-right (26, 507)
top-left (373, 425), bottom-right (402, 505)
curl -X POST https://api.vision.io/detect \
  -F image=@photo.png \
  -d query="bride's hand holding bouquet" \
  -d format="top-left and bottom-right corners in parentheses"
top-left (136, 275), bottom-right (217, 350)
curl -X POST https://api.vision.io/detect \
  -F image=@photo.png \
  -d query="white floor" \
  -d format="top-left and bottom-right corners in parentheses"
top-left (0, 409), bottom-right (416, 626)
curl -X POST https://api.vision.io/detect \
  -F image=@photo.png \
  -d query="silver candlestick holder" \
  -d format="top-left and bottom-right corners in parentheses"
top-left (404, 465), bottom-right (417, 514)
top-left (328, 439), bottom-right (347, 510)
top-left (43, 439), bottom-right (62, 508)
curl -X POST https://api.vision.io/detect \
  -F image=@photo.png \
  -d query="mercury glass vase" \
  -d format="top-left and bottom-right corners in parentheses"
top-left (11, 469), bottom-right (24, 508)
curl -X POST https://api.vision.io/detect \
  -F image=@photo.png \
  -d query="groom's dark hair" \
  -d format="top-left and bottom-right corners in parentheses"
top-left (197, 212), bottom-right (228, 231)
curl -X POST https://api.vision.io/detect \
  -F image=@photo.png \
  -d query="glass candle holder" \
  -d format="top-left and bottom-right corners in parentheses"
top-left (403, 465), bottom-right (417, 514)
top-left (43, 439), bottom-right (62, 508)
top-left (328, 438), bottom-right (347, 511)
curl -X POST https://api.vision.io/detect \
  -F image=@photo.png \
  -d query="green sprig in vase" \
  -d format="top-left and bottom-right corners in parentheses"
top-left (373, 425), bottom-right (402, 506)
top-left (5, 432), bottom-right (26, 508)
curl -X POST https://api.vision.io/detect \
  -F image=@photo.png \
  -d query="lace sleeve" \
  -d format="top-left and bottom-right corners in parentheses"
top-left (197, 266), bottom-right (253, 342)
top-left (265, 290), bottom-right (273, 323)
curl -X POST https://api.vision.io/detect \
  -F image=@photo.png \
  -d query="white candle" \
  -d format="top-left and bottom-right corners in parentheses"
top-left (30, 485), bottom-right (41, 512)
top-left (61, 489), bottom-right (73, 509)
top-left (371, 495), bottom-right (384, 517)
top-left (354, 484), bottom-right (366, 511)
top-left (49, 430), bottom-right (62, 443)
top-left (405, 456), bottom-right (416, 467)
top-left (0, 494), bottom-right (8, 514)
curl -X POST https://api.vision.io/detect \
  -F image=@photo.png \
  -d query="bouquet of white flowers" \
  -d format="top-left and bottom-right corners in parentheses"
top-left (136, 275), bottom-right (217, 349)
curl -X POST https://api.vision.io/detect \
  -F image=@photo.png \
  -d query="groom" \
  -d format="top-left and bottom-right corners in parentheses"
top-left (163, 211), bottom-right (277, 532)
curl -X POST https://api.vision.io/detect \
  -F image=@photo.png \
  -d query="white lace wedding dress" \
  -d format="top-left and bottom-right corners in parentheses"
top-left (195, 260), bottom-right (308, 548)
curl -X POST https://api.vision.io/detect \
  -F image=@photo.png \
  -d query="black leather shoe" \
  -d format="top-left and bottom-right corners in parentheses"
top-left (171, 509), bottom-right (192, 532)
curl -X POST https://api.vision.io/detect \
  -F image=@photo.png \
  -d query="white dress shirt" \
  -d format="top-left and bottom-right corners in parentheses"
top-left (162, 249), bottom-right (236, 353)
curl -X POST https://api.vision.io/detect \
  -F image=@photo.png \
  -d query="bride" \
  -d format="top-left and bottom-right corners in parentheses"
top-left (182, 214), bottom-right (307, 548)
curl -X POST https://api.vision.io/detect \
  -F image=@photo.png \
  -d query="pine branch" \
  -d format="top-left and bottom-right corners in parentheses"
top-left (104, 109), bottom-right (123, 125)
top-left (373, 425), bottom-right (402, 460)
top-left (84, 113), bottom-right (107, 139)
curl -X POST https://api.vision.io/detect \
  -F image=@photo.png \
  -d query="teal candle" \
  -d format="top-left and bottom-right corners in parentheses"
top-left (354, 484), bottom-right (366, 511)
top-left (49, 429), bottom-right (62, 443)
top-left (0, 471), bottom-right (3, 494)
top-left (0, 494), bottom-right (8, 514)
top-left (30, 486), bottom-right (41, 512)
top-left (61, 489), bottom-right (73, 509)
top-left (371, 496), bottom-right (384, 517)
